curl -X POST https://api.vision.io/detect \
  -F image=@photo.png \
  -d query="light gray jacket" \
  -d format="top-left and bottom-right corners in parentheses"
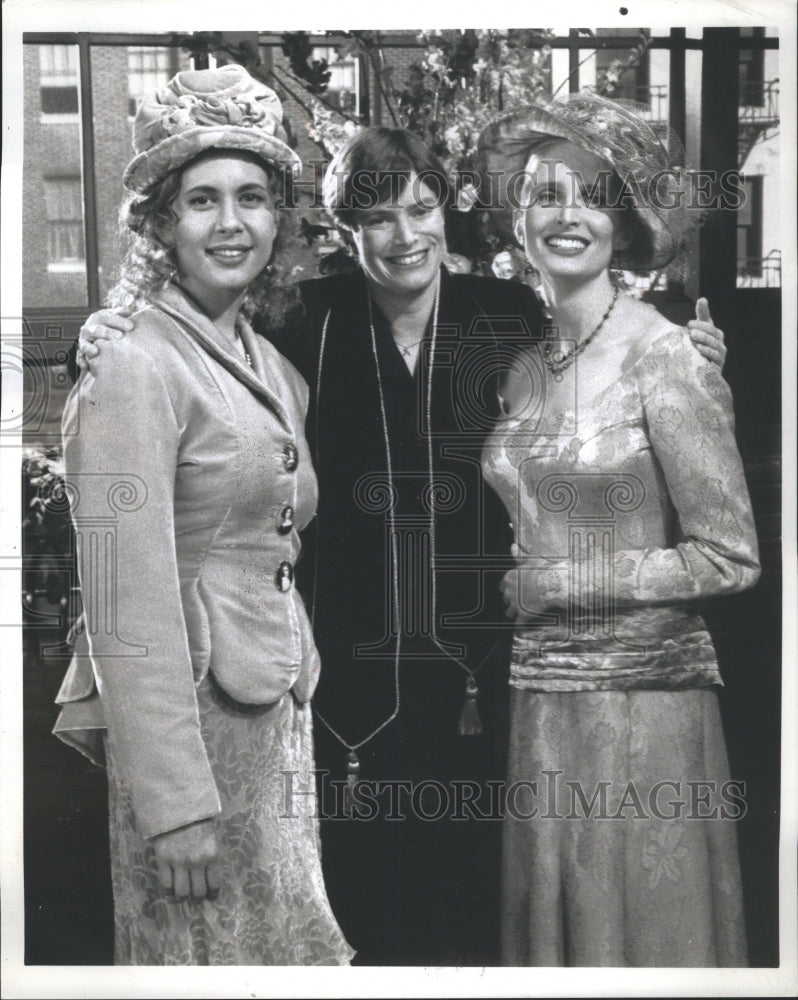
top-left (54, 286), bottom-right (319, 839)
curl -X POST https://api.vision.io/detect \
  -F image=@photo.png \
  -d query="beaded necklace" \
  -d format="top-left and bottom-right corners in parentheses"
top-left (543, 284), bottom-right (619, 381)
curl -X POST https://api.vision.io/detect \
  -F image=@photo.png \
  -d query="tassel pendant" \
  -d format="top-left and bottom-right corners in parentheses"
top-left (458, 676), bottom-right (483, 736)
top-left (343, 750), bottom-right (361, 817)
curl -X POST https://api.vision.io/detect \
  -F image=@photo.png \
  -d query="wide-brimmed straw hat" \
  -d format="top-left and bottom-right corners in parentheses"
top-left (477, 92), bottom-right (690, 272)
top-left (123, 64), bottom-right (302, 193)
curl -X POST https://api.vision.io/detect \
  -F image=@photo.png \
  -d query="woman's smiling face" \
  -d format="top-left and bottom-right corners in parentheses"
top-left (166, 150), bottom-right (277, 314)
top-left (349, 173), bottom-right (446, 297)
top-left (515, 141), bottom-right (627, 284)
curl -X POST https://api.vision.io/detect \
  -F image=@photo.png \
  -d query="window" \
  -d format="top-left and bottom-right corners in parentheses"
top-left (313, 46), bottom-right (360, 115)
top-left (736, 172), bottom-right (781, 288)
top-left (127, 46), bottom-right (183, 118)
top-left (736, 175), bottom-right (764, 281)
top-left (739, 28), bottom-right (765, 107)
top-left (39, 45), bottom-right (79, 115)
top-left (44, 177), bottom-right (85, 271)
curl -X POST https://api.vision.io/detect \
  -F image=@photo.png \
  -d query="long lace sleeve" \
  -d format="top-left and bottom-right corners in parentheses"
top-left (555, 329), bottom-right (761, 608)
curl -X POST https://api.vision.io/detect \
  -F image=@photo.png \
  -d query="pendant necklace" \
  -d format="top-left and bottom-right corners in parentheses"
top-left (395, 336), bottom-right (426, 372)
top-left (422, 281), bottom-right (500, 737)
top-left (373, 275), bottom-right (493, 737)
top-left (543, 284), bottom-right (619, 381)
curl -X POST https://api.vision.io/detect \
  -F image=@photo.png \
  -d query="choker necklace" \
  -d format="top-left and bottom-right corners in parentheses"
top-left (310, 275), bottom-right (494, 815)
top-left (395, 334), bottom-right (426, 352)
top-left (543, 284), bottom-right (619, 381)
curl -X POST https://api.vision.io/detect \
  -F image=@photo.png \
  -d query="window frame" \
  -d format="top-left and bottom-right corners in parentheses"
top-left (311, 44), bottom-right (362, 117)
top-left (737, 174), bottom-right (764, 280)
top-left (38, 43), bottom-right (80, 122)
top-left (43, 175), bottom-right (86, 273)
top-left (126, 45), bottom-right (184, 120)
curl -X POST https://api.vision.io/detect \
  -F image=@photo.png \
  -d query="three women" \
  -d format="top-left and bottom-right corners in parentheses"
top-left (66, 79), bottom-right (744, 966)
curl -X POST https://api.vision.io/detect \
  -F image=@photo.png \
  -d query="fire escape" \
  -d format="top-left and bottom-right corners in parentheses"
top-left (738, 78), bottom-right (780, 165)
top-left (737, 78), bottom-right (781, 287)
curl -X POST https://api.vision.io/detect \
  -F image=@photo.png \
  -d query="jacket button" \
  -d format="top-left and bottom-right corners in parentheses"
top-left (276, 503), bottom-right (294, 535)
top-left (276, 561), bottom-right (294, 591)
top-left (282, 444), bottom-right (298, 472)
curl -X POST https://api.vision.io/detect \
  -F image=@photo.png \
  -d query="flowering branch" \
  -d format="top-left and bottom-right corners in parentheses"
top-left (596, 30), bottom-right (652, 96)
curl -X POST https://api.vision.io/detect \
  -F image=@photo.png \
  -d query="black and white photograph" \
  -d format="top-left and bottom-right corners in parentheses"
top-left (1, 0), bottom-right (795, 996)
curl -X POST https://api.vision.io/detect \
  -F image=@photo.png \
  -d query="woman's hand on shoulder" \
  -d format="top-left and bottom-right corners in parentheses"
top-left (687, 298), bottom-right (726, 370)
top-left (77, 309), bottom-right (135, 371)
top-left (152, 817), bottom-right (222, 901)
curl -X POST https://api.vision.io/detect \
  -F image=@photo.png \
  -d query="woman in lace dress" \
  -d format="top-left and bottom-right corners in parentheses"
top-left (478, 95), bottom-right (760, 966)
top-left (52, 65), bottom-right (353, 965)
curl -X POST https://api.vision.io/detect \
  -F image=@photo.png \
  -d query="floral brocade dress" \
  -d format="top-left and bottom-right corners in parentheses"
top-left (106, 680), bottom-right (350, 965)
top-left (481, 325), bottom-right (760, 967)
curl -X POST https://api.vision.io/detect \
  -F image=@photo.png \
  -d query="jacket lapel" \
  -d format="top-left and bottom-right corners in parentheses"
top-left (152, 286), bottom-right (292, 430)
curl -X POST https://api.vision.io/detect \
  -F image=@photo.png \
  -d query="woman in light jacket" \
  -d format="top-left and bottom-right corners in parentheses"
top-left (53, 65), bottom-right (353, 966)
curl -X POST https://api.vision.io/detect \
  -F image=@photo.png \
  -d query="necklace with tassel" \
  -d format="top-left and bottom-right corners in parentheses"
top-left (310, 307), bottom-right (401, 819)
top-left (311, 275), bottom-right (497, 816)
top-left (423, 283), bottom-right (502, 738)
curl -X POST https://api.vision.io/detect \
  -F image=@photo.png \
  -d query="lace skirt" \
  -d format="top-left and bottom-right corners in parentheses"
top-left (107, 674), bottom-right (354, 965)
top-left (502, 687), bottom-right (747, 966)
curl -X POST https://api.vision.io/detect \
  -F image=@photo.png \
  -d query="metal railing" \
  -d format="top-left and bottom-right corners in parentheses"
top-left (737, 250), bottom-right (781, 288)
top-left (624, 84), bottom-right (668, 125)
top-left (739, 79), bottom-right (780, 121)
